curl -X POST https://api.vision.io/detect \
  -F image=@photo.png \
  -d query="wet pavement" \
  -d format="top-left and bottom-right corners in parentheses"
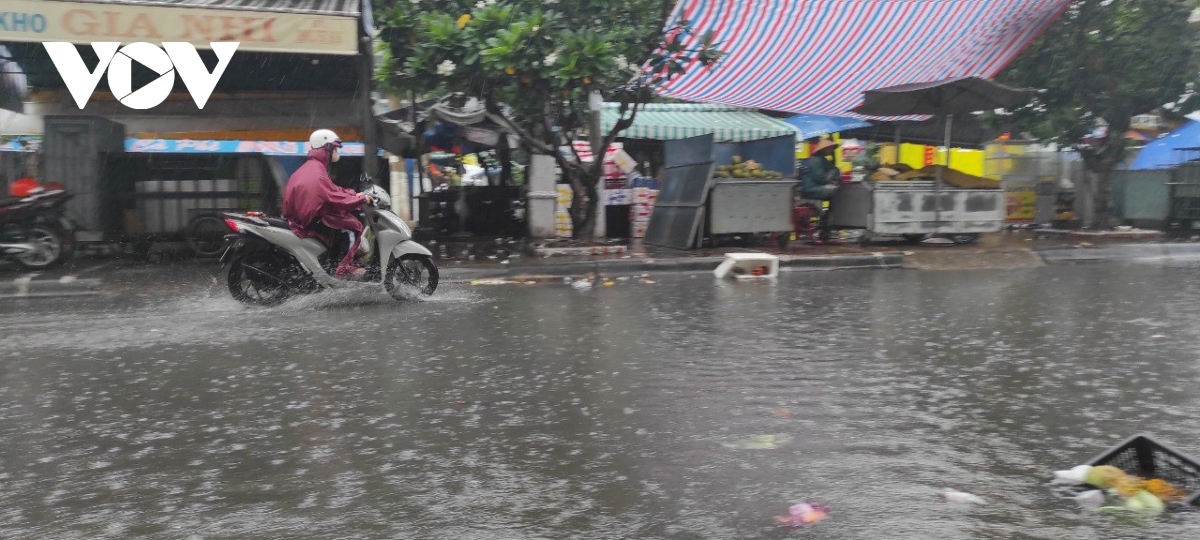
top-left (5, 261), bottom-right (1200, 538)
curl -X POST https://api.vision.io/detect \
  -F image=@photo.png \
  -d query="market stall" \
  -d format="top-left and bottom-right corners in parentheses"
top-left (599, 103), bottom-right (798, 247)
top-left (381, 94), bottom-right (525, 239)
top-left (831, 77), bottom-right (1027, 243)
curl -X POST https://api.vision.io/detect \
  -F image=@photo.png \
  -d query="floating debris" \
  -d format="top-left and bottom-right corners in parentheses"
top-left (1052, 465), bottom-right (1092, 484)
top-left (722, 434), bottom-right (793, 450)
top-left (938, 488), bottom-right (986, 505)
top-left (470, 279), bottom-right (512, 286)
top-left (774, 503), bottom-right (829, 527)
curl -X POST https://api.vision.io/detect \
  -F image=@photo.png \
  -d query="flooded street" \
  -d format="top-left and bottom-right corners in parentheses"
top-left (5, 263), bottom-right (1200, 538)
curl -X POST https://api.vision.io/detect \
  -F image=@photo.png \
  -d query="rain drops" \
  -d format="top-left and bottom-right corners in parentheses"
top-left (437, 60), bottom-right (457, 76)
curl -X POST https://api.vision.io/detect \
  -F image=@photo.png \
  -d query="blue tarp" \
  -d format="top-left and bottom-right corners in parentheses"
top-left (781, 114), bottom-right (870, 140)
top-left (1130, 121), bottom-right (1200, 170)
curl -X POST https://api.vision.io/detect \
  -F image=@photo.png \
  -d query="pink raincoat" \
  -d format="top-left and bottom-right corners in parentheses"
top-left (282, 147), bottom-right (364, 245)
top-left (282, 147), bottom-right (366, 274)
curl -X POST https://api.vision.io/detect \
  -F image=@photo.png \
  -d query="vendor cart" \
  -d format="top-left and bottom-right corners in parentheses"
top-left (707, 179), bottom-right (798, 246)
top-left (845, 76), bottom-right (1033, 243)
top-left (827, 179), bottom-right (1005, 244)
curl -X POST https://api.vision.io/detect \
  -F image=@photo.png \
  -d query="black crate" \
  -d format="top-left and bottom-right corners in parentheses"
top-left (1082, 433), bottom-right (1200, 507)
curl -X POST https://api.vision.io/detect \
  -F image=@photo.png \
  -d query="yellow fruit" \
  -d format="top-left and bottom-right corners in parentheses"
top-left (505, 66), bottom-right (516, 75)
top-left (1112, 476), bottom-right (1145, 498)
top-left (1086, 465), bottom-right (1128, 489)
top-left (1144, 478), bottom-right (1188, 503)
top-left (457, 14), bottom-right (471, 29)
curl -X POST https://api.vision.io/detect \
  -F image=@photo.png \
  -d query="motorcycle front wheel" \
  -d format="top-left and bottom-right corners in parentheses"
top-left (14, 224), bottom-right (72, 270)
top-left (385, 255), bottom-right (439, 300)
top-left (226, 251), bottom-right (292, 307)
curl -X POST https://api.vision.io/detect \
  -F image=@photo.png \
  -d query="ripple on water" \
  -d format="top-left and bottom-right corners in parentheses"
top-left (6, 266), bottom-right (1200, 538)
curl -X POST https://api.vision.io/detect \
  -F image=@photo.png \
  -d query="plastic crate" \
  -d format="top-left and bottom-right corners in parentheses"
top-left (1081, 433), bottom-right (1200, 507)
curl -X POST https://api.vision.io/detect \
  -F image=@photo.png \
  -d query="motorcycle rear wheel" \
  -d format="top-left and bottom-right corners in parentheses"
top-left (226, 251), bottom-right (292, 307)
top-left (14, 224), bottom-right (72, 270)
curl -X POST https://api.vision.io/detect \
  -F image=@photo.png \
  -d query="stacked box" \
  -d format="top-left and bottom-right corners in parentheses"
top-left (569, 141), bottom-right (632, 179)
top-left (605, 189), bottom-right (632, 206)
top-left (630, 186), bottom-right (659, 238)
top-left (555, 184), bottom-right (574, 237)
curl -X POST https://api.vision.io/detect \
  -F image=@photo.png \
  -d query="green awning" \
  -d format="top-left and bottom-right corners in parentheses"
top-left (601, 103), bottom-right (797, 142)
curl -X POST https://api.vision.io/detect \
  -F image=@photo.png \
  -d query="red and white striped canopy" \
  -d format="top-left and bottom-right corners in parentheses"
top-left (657, 0), bottom-right (1071, 115)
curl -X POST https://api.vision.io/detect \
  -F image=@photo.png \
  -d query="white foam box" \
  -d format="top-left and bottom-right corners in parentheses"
top-left (611, 149), bottom-right (638, 174)
top-left (713, 253), bottom-right (780, 280)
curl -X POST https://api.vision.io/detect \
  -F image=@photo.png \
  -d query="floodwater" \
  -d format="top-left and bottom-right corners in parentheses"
top-left (4, 262), bottom-right (1200, 539)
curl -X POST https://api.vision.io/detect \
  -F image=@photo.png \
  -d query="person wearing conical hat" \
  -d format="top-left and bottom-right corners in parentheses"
top-left (799, 138), bottom-right (841, 242)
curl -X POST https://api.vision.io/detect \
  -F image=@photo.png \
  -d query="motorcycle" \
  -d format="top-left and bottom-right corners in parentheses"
top-left (0, 189), bottom-right (76, 270)
top-left (220, 177), bottom-right (438, 306)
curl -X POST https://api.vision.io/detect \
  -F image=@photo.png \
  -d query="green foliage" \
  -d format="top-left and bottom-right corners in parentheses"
top-left (374, 0), bottom-right (723, 236)
top-left (374, 0), bottom-right (721, 139)
top-left (1000, 0), bottom-right (1200, 226)
top-left (1001, 0), bottom-right (1198, 149)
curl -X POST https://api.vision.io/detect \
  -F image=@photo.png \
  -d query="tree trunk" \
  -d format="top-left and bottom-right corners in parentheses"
top-left (498, 138), bottom-right (512, 186)
top-left (1080, 133), bottom-right (1128, 230)
top-left (1093, 165), bottom-right (1116, 228)
top-left (567, 166), bottom-right (601, 239)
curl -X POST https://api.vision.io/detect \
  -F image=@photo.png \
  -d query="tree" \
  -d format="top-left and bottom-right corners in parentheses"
top-left (1000, 0), bottom-right (1200, 228)
top-left (374, 0), bottom-right (721, 238)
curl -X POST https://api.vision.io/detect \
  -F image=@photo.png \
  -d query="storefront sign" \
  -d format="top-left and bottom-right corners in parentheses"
top-left (1, 0), bottom-right (358, 55)
top-left (125, 138), bottom-right (370, 156)
top-left (0, 135), bottom-right (41, 152)
top-left (1005, 184), bottom-right (1037, 222)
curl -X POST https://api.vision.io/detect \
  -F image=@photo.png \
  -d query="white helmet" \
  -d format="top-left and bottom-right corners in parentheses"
top-left (309, 129), bottom-right (342, 150)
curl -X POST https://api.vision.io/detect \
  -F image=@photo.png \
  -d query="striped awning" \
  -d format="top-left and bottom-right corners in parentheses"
top-left (656, 0), bottom-right (1070, 116)
top-left (601, 103), bottom-right (796, 142)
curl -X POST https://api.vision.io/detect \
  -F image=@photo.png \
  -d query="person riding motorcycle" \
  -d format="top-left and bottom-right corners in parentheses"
top-left (282, 129), bottom-right (374, 279)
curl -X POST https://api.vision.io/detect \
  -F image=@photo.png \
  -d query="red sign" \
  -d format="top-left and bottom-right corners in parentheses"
top-left (923, 146), bottom-right (936, 166)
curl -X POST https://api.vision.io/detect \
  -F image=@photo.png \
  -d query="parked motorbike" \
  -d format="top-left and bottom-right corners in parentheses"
top-left (220, 177), bottom-right (438, 306)
top-left (0, 189), bottom-right (76, 270)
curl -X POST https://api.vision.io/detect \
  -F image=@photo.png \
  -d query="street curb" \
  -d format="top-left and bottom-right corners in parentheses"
top-left (442, 251), bottom-right (905, 282)
top-left (0, 277), bottom-right (103, 298)
top-left (1035, 243), bottom-right (1200, 263)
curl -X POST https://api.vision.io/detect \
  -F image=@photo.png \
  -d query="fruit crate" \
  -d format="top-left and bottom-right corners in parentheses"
top-left (1076, 433), bottom-right (1200, 507)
